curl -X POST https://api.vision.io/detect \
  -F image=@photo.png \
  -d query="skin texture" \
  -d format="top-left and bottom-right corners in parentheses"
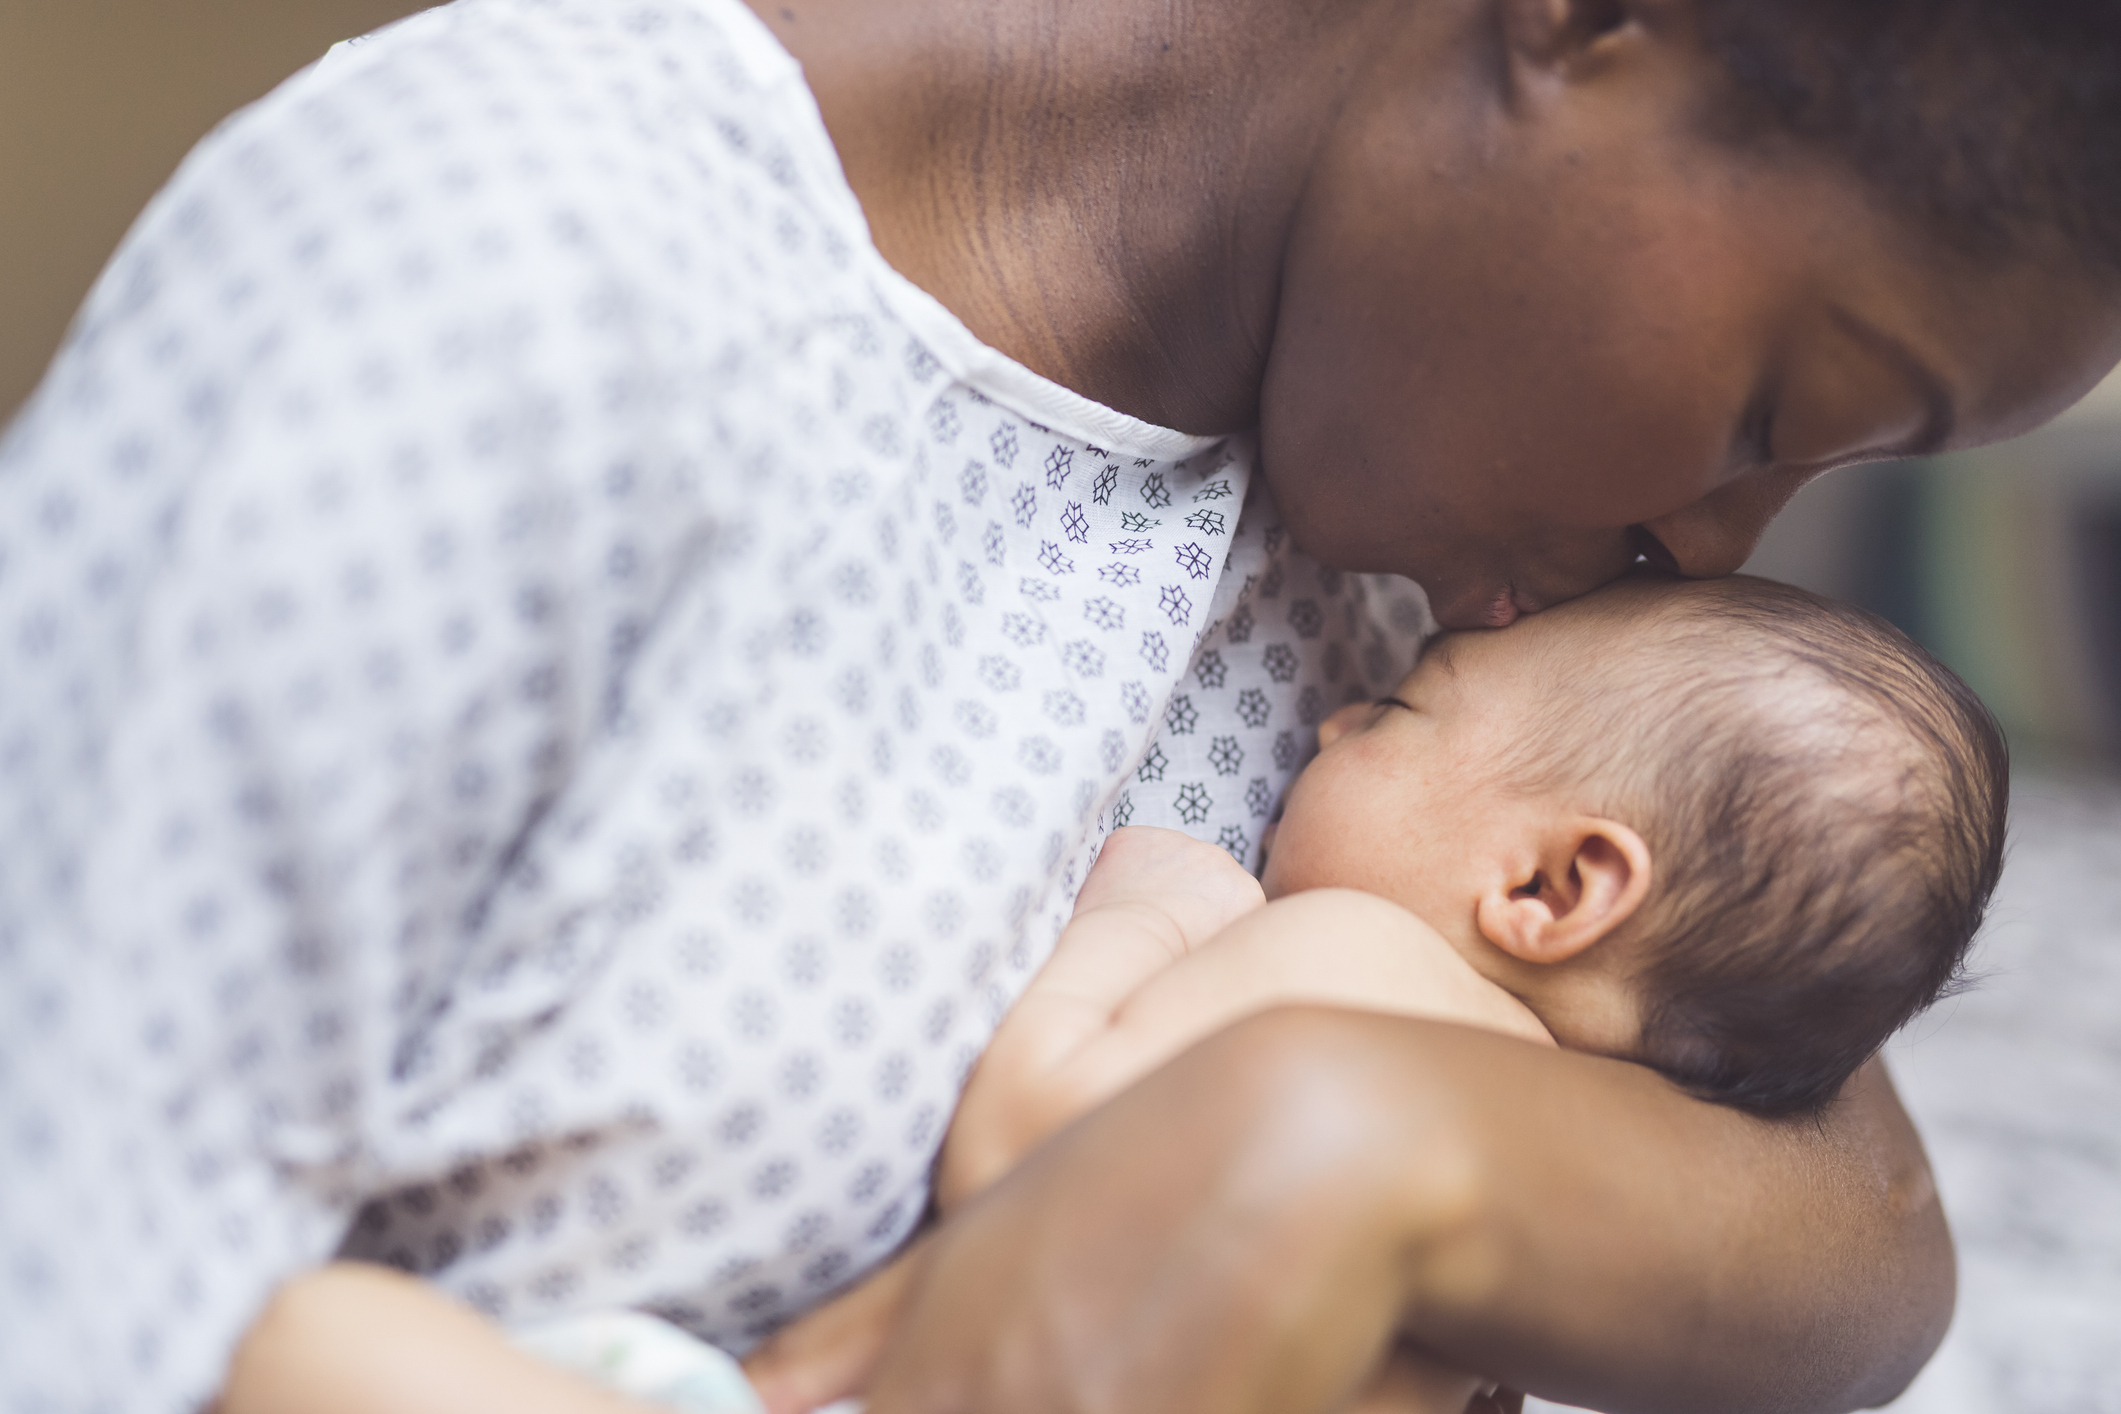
top-left (814, 829), bottom-right (1543, 1413)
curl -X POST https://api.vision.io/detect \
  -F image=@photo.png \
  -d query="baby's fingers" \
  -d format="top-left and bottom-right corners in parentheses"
top-left (1081, 827), bottom-right (1265, 939)
top-left (742, 1241), bottom-right (927, 1414)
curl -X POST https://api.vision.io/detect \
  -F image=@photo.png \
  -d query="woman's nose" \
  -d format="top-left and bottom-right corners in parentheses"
top-left (1635, 466), bottom-right (1818, 579)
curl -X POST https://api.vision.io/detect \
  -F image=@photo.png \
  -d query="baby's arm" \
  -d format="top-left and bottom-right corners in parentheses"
top-left (763, 830), bottom-right (1545, 1414)
top-left (936, 826), bottom-right (1268, 1207)
top-left (938, 827), bottom-right (1553, 1210)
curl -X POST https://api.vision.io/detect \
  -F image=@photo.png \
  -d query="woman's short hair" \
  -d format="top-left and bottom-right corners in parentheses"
top-left (1698, 0), bottom-right (2121, 275)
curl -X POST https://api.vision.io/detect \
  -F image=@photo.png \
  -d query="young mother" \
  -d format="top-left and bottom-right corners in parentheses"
top-left (2, 0), bottom-right (2116, 1410)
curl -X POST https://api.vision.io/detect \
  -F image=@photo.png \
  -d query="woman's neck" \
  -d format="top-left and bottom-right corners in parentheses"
top-left (747, 0), bottom-right (1437, 434)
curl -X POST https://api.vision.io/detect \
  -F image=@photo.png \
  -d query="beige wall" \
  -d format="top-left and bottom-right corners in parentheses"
top-left (0, 0), bottom-right (426, 422)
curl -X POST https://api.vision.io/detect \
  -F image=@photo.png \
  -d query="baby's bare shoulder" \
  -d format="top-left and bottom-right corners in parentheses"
top-left (1196, 890), bottom-right (1556, 1048)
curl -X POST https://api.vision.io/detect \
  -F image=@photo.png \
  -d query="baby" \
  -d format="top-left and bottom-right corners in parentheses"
top-left (943, 571), bottom-right (2006, 1207)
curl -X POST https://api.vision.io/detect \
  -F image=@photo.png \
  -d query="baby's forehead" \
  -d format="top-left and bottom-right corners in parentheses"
top-left (1422, 583), bottom-right (1682, 668)
top-left (1449, 582), bottom-right (1882, 720)
top-left (1519, 577), bottom-right (1817, 662)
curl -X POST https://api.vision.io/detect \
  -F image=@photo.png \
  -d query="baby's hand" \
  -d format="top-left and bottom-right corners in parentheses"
top-left (934, 828), bottom-right (1263, 1210)
top-left (1073, 825), bottom-right (1266, 955)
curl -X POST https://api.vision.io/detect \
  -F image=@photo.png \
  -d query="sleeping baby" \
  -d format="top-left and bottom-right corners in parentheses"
top-left (234, 573), bottom-right (2006, 1412)
top-left (942, 567), bottom-right (2007, 1215)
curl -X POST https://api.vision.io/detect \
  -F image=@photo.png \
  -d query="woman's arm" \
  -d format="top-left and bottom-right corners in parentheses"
top-left (859, 1009), bottom-right (1949, 1414)
top-left (1380, 1044), bottom-right (1947, 1413)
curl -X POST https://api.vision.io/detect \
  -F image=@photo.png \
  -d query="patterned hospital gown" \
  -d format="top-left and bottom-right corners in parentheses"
top-left (0, 0), bottom-right (1434, 1408)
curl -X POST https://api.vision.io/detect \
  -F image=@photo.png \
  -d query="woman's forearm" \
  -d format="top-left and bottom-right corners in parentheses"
top-left (1373, 1029), bottom-right (1951, 1413)
top-left (860, 1006), bottom-right (1949, 1414)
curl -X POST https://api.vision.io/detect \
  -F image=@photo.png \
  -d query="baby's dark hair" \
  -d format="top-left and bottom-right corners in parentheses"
top-left (1515, 575), bottom-right (2008, 1116)
top-left (1695, 1), bottom-right (2121, 276)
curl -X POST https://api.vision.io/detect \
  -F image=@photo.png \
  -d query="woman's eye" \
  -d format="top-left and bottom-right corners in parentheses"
top-left (1742, 396), bottom-right (1778, 465)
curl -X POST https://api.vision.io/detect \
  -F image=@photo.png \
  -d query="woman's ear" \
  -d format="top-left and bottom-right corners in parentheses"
top-left (1475, 818), bottom-right (1651, 965)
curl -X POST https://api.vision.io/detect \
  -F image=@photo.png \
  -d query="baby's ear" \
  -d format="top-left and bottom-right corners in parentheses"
top-left (1475, 818), bottom-right (1651, 965)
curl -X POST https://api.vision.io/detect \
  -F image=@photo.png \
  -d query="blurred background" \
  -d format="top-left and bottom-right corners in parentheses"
top-left (0, 0), bottom-right (422, 426)
top-left (1747, 392), bottom-right (2121, 772)
top-left (4, 4), bottom-right (2117, 1410)
top-left (1727, 398), bottom-right (2121, 1414)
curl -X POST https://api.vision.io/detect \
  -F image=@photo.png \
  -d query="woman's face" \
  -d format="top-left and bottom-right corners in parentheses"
top-left (1258, 23), bottom-right (2121, 631)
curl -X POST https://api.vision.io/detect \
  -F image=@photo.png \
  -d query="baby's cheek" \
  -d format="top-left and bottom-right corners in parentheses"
top-left (1258, 773), bottom-right (1349, 897)
top-left (1256, 818), bottom-right (1343, 899)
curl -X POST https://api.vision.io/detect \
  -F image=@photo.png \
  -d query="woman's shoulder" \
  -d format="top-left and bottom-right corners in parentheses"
top-left (146, 0), bottom-right (874, 357)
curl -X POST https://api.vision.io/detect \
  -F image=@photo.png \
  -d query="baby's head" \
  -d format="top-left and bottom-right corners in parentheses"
top-left (1261, 573), bottom-right (2007, 1115)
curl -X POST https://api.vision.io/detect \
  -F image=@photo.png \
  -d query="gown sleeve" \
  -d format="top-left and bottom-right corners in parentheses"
top-left (0, 15), bottom-right (735, 1404)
